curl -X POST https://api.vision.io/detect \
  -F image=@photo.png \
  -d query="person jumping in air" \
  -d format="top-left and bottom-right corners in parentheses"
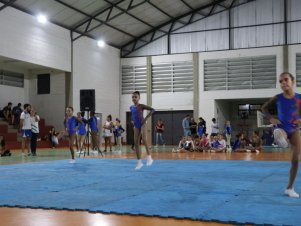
top-left (130, 91), bottom-right (155, 170)
top-left (261, 72), bottom-right (301, 198)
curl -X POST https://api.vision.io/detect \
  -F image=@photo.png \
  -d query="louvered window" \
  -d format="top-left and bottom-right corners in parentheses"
top-left (121, 65), bottom-right (147, 94)
top-left (204, 55), bottom-right (276, 91)
top-left (0, 70), bottom-right (24, 88)
top-left (152, 61), bottom-right (193, 93)
top-left (297, 53), bottom-right (301, 87)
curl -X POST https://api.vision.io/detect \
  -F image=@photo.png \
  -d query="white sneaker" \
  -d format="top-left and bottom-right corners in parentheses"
top-left (146, 156), bottom-right (153, 166)
top-left (246, 149), bottom-right (251, 153)
top-left (274, 129), bottom-right (288, 148)
top-left (226, 147), bottom-right (232, 152)
top-left (255, 149), bottom-right (260, 154)
top-left (285, 188), bottom-right (299, 198)
top-left (135, 160), bottom-right (143, 170)
top-left (69, 159), bottom-right (76, 164)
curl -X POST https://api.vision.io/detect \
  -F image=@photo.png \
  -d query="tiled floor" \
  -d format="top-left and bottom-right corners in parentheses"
top-left (0, 146), bottom-right (292, 226)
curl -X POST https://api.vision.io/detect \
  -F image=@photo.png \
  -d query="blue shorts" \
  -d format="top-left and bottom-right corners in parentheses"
top-left (22, 129), bottom-right (32, 138)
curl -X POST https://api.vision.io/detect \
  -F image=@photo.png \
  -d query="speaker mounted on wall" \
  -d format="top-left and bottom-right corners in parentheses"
top-left (80, 89), bottom-right (95, 112)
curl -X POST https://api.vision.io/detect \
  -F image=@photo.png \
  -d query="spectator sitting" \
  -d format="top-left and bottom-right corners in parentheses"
top-left (183, 136), bottom-right (195, 152)
top-left (210, 134), bottom-right (226, 152)
top-left (245, 131), bottom-right (262, 153)
top-left (200, 133), bottom-right (210, 152)
top-left (261, 129), bottom-right (274, 146)
top-left (2, 102), bottom-right (12, 124)
top-left (0, 135), bottom-right (11, 157)
top-left (172, 136), bottom-right (186, 153)
top-left (193, 135), bottom-right (202, 152)
top-left (232, 133), bottom-right (243, 152)
top-left (12, 103), bottom-right (22, 126)
top-left (49, 127), bottom-right (59, 148)
top-left (208, 134), bottom-right (214, 148)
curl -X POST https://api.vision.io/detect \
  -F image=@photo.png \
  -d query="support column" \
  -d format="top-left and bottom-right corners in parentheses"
top-left (283, 45), bottom-right (289, 72)
top-left (146, 56), bottom-right (153, 145)
top-left (193, 53), bottom-right (199, 119)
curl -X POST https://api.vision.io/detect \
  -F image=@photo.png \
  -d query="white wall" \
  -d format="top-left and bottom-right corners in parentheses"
top-left (0, 64), bottom-right (29, 109)
top-left (199, 46), bottom-right (284, 124)
top-left (73, 37), bottom-right (120, 126)
top-left (152, 53), bottom-right (194, 110)
top-left (215, 100), bottom-right (230, 132)
top-left (0, 8), bottom-right (71, 72)
top-left (28, 70), bottom-right (66, 131)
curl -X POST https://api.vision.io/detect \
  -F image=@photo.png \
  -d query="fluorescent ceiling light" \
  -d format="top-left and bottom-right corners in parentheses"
top-left (97, 40), bottom-right (105, 48)
top-left (37, 14), bottom-right (47, 24)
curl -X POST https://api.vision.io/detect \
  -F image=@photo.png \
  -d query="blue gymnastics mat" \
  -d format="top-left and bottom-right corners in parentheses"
top-left (0, 159), bottom-right (300, 225)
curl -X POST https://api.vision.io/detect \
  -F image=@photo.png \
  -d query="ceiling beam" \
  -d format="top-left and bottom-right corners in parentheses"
top-left (102, 0), bottom-right (156, 29)
top-left (121, 0), bottom-right (255, 56)
top-left (71, 0), bottom-right (125, 30)
top-left (71, 0), bottom-right (148, 42)
top-left (53, 0), bottom-right (136, 39)
top-left (146, 0), bottom-right (173, 19)
top-left (0, 0), bottom-right (17, 11)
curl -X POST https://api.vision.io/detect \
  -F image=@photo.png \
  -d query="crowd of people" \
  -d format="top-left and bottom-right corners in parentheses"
top-left (0, 103), bottom-right (40, 157)
top-left (168, 116), bottom-right (263, 153)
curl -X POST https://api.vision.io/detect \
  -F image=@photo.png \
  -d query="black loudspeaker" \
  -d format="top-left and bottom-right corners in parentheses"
top-left (80, 89), bottom-right (95, 111)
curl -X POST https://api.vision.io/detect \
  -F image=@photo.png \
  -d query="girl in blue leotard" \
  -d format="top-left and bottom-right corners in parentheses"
top-left (58, 107), bottom-right (83, 163)
top-left (76, 111), bottom-right (87, 154)
top-left (130, 91), bottom-right (155, 170)
top-left (262, 72), bottom-right (301, 198)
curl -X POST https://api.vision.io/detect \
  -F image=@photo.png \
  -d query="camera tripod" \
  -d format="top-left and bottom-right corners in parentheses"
top-left (78, 111), bottom-right (103, 157)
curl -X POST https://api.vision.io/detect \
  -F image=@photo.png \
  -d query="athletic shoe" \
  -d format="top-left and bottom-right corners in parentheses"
top-left (146, 156), bottom-right (153, 166)
top-left (255, 150), bottom-right (260, 154)
top-left (273, 129), bottom-right (288, 148)
top-left (135, 160), bottom-right (143, 170)
top-left (285, 188), bottom-right (299, 198)
top-left (246, 149), bottom-right (251, 153)
top-left (69, 159), bottom-right (76, 164)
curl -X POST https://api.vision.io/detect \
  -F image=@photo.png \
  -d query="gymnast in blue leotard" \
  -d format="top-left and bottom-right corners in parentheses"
top-left (76, 111), bottom-right (87, 153)
top-left (63, 107), bottom-right (83, 163)
top-left (261, 72), bottom-right (301, 198)
top-left (130, 91), bottom-right (155, 170)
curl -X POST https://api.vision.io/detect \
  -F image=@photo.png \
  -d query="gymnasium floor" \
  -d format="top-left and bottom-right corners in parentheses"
top-left (0, 146), bottom-right (293, 226)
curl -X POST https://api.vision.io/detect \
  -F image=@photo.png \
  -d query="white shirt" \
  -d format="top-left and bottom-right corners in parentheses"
top-left (31, 115), bottom-right (40, 133)
top-left (218, 139), bottom-right (226, 148)
top-left (20, 111), bottom-right (31, 130)
top-left (211, 122), bottom-right (219, 134)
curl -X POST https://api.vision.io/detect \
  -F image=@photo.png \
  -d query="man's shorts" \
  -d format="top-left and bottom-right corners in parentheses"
top-left (22, 129), bottom-right (32, 138)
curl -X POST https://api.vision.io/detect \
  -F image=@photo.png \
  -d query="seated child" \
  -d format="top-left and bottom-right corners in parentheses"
top-left (172, 136), bottom-right (186, 152)
top-left (183, 136), bottom-right (195, 152)
top-left (0, 136), bottom-right (11, 157)
top-left (200, 133), bottom-right (210, 152)
top-left (232, 133), bottom-right (242, 152)
top-left (210, 134), bottom-right (226, 152)
top-left (208, 134), bottom-right (214, 149)
top-left (49, 127), bottom-right (59, 148)
top-left (193, 135), bottom-right (202, 152)
top-left (246, 131), bottom-right (262, 153)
